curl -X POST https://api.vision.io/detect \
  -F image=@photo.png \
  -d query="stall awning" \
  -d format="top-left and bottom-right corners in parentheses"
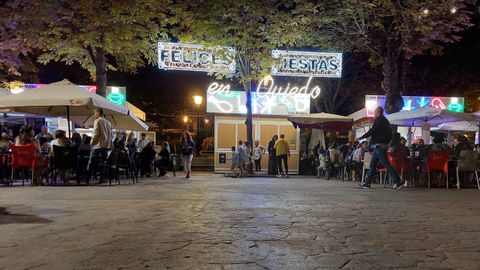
top-left (287, 113), bottom-right (353, 130)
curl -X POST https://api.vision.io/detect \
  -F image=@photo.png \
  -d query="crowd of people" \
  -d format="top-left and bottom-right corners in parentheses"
top-left (312, 107), bottom-right (480, 189)
top-left (229, 134), bottom-right (291, 178)
top-left (0, 108), bottom-right (196, 186)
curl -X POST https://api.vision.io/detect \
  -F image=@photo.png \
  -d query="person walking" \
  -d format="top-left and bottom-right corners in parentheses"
top-left (358, 106), bottom-right (402, 189)
top-left (180, 131), bottom-right (195, 179)
top-left (268, 135), bottom-right (278, 175)
top-left (230, 146), bottom-right (239, 178)
top-left (274, 134), bottom-right (290, 177)
top-left (87, 108), bottom-right (113, 184)
top-left (253, 140), bottom-right (265, 173)
top-left (236, 140), bottom-right (246, 177)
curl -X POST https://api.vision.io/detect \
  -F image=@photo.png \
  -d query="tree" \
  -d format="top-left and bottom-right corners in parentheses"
top-left (308, 0), bottom-right (475, 113)
top-left (172, 0), bottom-right (313, 145)
top-left (6, 0), bottom-right (169, 96)
top-left (0, 2), bottom-right (36, 82)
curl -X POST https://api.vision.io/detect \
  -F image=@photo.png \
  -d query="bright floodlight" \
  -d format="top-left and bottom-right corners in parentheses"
top-left (193, 95), bottom-right (203, 105)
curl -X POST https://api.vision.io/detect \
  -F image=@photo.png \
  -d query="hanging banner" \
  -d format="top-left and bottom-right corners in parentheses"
top-left (271, 50), bottom-right (342, 78)
top-left (158, 42), bottom-right (236, 74)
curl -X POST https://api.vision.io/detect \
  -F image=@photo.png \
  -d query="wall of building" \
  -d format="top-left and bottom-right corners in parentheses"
top-left (214, 115), bottom-right (300, 173)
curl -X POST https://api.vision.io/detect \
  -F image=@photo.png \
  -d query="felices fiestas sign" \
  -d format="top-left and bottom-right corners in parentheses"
top-left (158, 42), bottom-right (236, 74)
top-left (271, 50), bottom-right (342, 78)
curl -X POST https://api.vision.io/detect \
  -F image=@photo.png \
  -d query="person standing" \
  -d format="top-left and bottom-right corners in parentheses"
top-left (274, 134), bottom-right (290, 177)
top-left (180, 131), bottom-right (195, 178)
top-left (87, 108), bottom-right (113, 184)
top-left (358, 106), bottom-right (402, 189)
top-left (230, 146), bottom-right (239, 178)
top-left (267, 135), bottom-right (278, 175)
top-left (138, 133), bottom-right (150, 151)
top-left (253, 140), bottom-right (265, 173)
top-left (35, 126), bottom-right (53, 142)
top-left (236, 140), bottom-right (246, 177)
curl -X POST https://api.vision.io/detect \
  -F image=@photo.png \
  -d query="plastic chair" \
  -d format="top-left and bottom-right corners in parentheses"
top-left (425, 151), bottom-right (451, 189)
top-left (361, 152), bottom-right (386, 185)
top-left (456, 150), bottom-right (479, 189)
top-left (387, 151), bottom-right (409, 187)
top-left (9, 143), bottom-right (39, 186)
top-left (52, 145), bottom-right (78, 185)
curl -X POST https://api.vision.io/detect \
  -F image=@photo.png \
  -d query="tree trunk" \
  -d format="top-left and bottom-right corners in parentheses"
top-left (382, 46), bottom-right (404, 114)
top-left (95, 47), bottom-right (107, 97)
top-left (244, 80), bottom-right (253, 146)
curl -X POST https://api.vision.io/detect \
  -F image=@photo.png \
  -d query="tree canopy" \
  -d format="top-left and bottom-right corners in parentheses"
top-left (306, 0), bottom-right (475, 113)
top-left (5, 0), bottom-right (169, 96)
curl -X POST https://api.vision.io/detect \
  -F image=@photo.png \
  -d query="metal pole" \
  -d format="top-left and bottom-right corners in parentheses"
top-left (66, 106), bottom-right (71, 139)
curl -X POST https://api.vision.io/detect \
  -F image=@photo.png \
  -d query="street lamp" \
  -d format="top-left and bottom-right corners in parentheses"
top-left (450, 7), bottom-right (457, 14)
top-left (193, 95), bottom-right (203, 106)
top-left (183, 115), bottom-right (189, 123)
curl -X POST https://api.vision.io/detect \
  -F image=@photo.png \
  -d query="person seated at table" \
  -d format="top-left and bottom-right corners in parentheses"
top-left (71, 132), bottom-right (82, 147)
top-left (126, 132), bottom-right (137, 157)
top-left (430, 133), bottom-right (451, 152)
top-left (327, 143), bottom-right (343, 179)
top-left (155, 141), bottom-right (171, 177)
top-left (475, 144), bottom-right (480, 157)
top-left (351, 141), bottom-right (368, 181)
top-left (415, 138), bottom-right (429, 160)
top-left (39, 137), bottom-right (51, 157)
top-left (15, 126), bottom-right (45, 185)
top-left (389, 132), bottom-right (407, 157)
top-left (16, 125), bottom-right (40, 149)
top-left (0, 132), bottom-right (11, 153)
top-left (50, 130), bottom-right (72, 156)
top-left (399, 137), bottom-right (409, 156)
top-left (316, 149), bottom-right (327, 178)
top-left (35, 125), bottom-right (53, 142)
top-left (79, 136), bottom-right (92, 152)
top-left (140, 141), bottom-right (157, 177)
top-left (452, 134), bottom-right (472, 160)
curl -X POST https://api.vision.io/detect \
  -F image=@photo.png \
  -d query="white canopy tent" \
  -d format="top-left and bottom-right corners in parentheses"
top-left (74, 111), bottom-right (148, 131)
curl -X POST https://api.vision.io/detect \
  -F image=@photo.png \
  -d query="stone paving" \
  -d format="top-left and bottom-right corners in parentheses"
top-left (0, 174), bottom-right (480, 270)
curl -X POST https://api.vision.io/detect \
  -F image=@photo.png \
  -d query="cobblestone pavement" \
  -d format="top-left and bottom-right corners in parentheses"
top-left (1, 174), bottom-right (480, 270)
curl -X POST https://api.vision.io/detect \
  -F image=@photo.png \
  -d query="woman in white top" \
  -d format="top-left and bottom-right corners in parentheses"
top-left (253, 140), bottom-right (265, 173)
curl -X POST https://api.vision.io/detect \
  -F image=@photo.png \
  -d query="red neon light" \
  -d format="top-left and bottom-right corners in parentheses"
top-left (431, 97), bottom-right (446, 110)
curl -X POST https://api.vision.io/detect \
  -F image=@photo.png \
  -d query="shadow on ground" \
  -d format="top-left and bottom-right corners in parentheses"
top-left (0, 207), bottom-right (51, 225)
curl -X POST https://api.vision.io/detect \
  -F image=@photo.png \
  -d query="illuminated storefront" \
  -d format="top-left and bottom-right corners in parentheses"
top-left (207, 77), bottom-right (317, 173)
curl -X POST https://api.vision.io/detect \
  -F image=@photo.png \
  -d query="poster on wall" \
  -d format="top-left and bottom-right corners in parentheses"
top-left (158, 42), bottom-right (236, 74)
top-left (365, 95), bottom-right (465, 117)
top-left (271, 50), bottom-right (342, 78)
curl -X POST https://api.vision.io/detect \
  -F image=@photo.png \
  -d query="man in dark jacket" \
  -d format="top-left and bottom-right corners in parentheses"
top-left (358, 106), bottom-right (402, 189)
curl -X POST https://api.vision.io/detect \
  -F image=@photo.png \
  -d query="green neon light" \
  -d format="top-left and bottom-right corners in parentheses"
top-left (108, 93), bottom-right (126, 105)
top-left (447, 103), bottom-right (464, 112)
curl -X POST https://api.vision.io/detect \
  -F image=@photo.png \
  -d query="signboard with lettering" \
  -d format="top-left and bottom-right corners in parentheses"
top-left (158, 42), bottom-right (236, 74)
top-left (271, 50), bottom-right (342, 78)
top-left (207, 89), bottom-right (310, 116)
top-left (365, 95), bottom-right (465, 117)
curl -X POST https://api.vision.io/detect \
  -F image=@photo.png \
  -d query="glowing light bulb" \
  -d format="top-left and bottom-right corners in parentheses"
top-left (450, 7), bottom-right (457, 14)
top-left (422, 8), bottom-right (429, 15)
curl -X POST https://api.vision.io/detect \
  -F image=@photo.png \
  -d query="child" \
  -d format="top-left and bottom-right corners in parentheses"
top-left (317, 151), bottom-right (327, 178)
top-left (230, 146), bottom-right (239, 178)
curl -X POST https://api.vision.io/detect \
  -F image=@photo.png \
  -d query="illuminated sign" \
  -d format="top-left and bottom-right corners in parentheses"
top-left (365, 95), bottom-right (465, 117)
top-left (158, 42), bottom-right (236, 74)
top-left (271, 50), bottom-right (342, 78)
top-left (207, 81), bottom-right (311, 116)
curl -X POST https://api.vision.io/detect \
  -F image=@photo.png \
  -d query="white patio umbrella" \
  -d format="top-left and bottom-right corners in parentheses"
top-left (287, 112), bottom-right (353, 130)
top-left (0, 79), bottom-right (128, 136)
top-left (386, 107), bottom-right (478, 143)
top-left (74, 110), bottom-right (149, 131)
top-left (386, 107), bottom-right (477, 127)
